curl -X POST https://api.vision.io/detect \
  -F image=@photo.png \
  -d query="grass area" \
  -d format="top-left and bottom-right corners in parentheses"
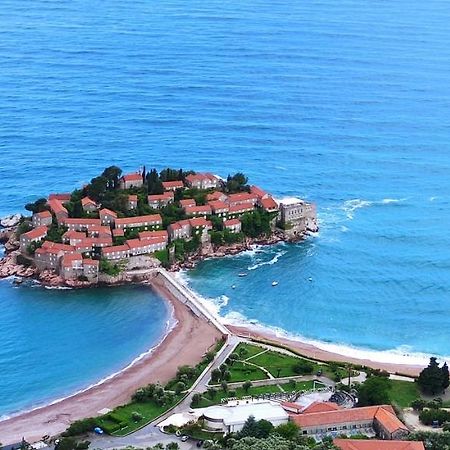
top-left (389, 379), bottom-right (420, 407)
top-left (226, 361), bottom-right (268, 382)
top-left (250, 350), bottom-right (304, 378)
top-left (235, 342), bottom-right (266, 359)
top-left (97, 395), bottom-right (183, 436)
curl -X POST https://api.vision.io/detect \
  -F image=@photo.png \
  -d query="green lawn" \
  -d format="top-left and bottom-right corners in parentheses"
top-left (389, 379), bottom-right (420, 407)
top-left (96, 395), bottom-right (183, 436)
top-left (250, 350), bottom-right (310, 378)
top-left (227, 361), bottom-right (268, 382)
top-left (234, 342), bottom-right (266, 359)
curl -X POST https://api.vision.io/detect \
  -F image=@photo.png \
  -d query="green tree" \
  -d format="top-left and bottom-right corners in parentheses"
top-left (191, 393), bottom-right (202, 406)
top-left (25, 197), bottom-right (48, 214)
top-left (174, 381), bottom-right (186, 394)
top-left (221, 380), bottom-right (228, 392)
top-left (356, 376), bottom-right (391, 406)
top-left (242, 380), bottom-right (253, 393)
top-left (211, 368), bottom-right (222, 383)
top-left (226, 173), bottom-right (248, 193)
top-left (102, 166), bottom-right (122, 190)
top-left (418, 357), bottom-right (447, 395)
top-left (442, 363), bottom-right (450, 391)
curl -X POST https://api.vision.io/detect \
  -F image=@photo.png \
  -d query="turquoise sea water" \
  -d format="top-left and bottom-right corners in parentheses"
top-left (1, 0), bottom-right (450, 414)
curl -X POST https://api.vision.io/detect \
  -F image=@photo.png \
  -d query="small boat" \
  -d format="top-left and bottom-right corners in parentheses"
top-left (238, 273), bottom-right (248, 277)
top-left (308, 277), bottom-right (313, 282)
top-left (231, 285), bottom-right (236, 289)
top-left (272, 281), bottom-right (279, 286)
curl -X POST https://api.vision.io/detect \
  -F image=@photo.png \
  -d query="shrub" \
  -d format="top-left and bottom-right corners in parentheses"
top-left (292, 360), bottom-right (314, 375)
top-left (419, 408), bottom-right (450, 426)
top-left (62, 417), bottom-right (97, 436)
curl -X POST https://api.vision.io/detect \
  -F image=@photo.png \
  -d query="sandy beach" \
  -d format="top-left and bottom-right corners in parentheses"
top-left (0, 278), bottom-right (223, 445)
top-left (227, 324), bottom-right (424, 377)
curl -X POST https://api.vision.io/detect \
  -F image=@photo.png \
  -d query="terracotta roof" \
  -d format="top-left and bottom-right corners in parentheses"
top-left (48, 193), bottom-right (71, 202)
top-left (186, 173), bottom-right (218, 183)
top-left (208, 200), bottom-right (229, 211)
top-left (62, 230), bottom-right (86, 240)
top-left (81, 197), bottom-right (97, 207)
top-left (180, 198), bottom-right (196, 207)
top-left (35, 210), bottom-right (52, 218)
top-left (224, 218), bottom-right (241, 227)
top-left (48, 198), bottom-right (68, 215)
top-left (128, 195), bottom-right (138, 201)
top-left (61, 253), bottom-right (82, 268)
top-left (22, 226), bottom-right (48, 240)
top-left (139, 230), bottom-right (168, 240)
top-left (122, 173), bottom-right (142, 182)
top-left (127, 237), bottom-right (166, 249)
top-left (40, 241), bottom-right (75, 254)
top-left (162, 180), bottom-right (184, 189)
top-left (102, 244), bottom-right (129, 254)
top-left (291, 405), bottom-right (406, 432)
top-left (207, 191), bottom-right (226, 202)
top-left (169, 220), bottom-right (191, 231)
top-left (184, 205), bottom-right (212, 215)
top-left (83, 258), bottom-right (99, 267)
top-left (228, 204), bottom-right (254, 213)
top-left (88, 225), bottom-right (112, 235)
top-left (64, 218), bottom-right (102, 226)
top-left (189, 218), bottom-right (212, 228)
top-left (112, 229), bottom-right (125, 237)
top-left (250, 185), bottom-right (268, 198)
top-left (148, 192), bottom-right (174, 202)
top-left (334, 439), bottom-right (424, 450)
top-left (302, 402), bottom-right (341, 414)
top-left (99, 208), bottom-right (118, 218)
top-left (261, 196), bottom-right (278, 210)
top-left (227, 192), bottom-right (257, 204)
top-left (115, 214), bottom-right (162, 226)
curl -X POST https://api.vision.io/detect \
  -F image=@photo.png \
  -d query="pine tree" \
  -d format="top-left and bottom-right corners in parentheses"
top-left (418, 357), bottom-right (445, 395)
top-left (442, 362), bottom-right (449, 391)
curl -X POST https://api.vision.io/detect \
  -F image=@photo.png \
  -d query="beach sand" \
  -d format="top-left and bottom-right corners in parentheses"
top-left (0, 280), bottom-right (223, 445)
top-left (227, 324), bottom-right (424, 377)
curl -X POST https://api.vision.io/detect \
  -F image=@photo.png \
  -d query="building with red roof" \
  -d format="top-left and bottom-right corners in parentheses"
top-left (184, 205), bottom-right (212, 218)
top-left (168, 220), bottom-right (191, 241)
top-left (48, 193), bottom-right (71, 202)
top-left (148, 192), bottom-right (174, 209)
top-left (48, 198), bottom-right (69, 225)
top-left (32, 210), bottom-right (53, 228)
top-left (126, 237), bottom-right (167, 256)
top-left (185, 173), bottom-right (220, 190)
top-left (250, 185), bottom-right (269, 199)
top-left (62, 230), bottom-right (86, 246)
top-left (208, 200), bottom-right (229, 217)
top-left (228, 203), bottom-right (255, 216)
top-left (227, 192), bottom-right (258, 207)
top-left (115, 214), bottom-right (162, 231)
top-left (61, 254), bottom-right (83, 279)
top-left (20, 226), bottom-right (48, 252)
top-left (138, 230), bottom-right (169, 242)
top-left (290, 404), bottom-right (409, 441)
top-left (102, 244), bottom-right (130, 260)
top-left (223, 218), bottom-right (241, 233)
top-left (180, 198), bottom-right (196, 208)
top-left (99, 208), bottom-right (118, 226)
top-left (128, 194), bottom-right (138, 210)
top-left (162, 180), bottom-right (184, 191)
top-left (35, 241), bottom-right (76, 270)
top-left (334, 439), bottom-right (424, 450)
top-left (119, 172), bottom-right (144, 189)
top-left (64, 218), bottom-right (102, 232)
top-left (81, 197), bottom-right (98, 213)
top-left (260, 196), bottom-right (278, 213)
top-left (207, 191), bottom-right (228, 202)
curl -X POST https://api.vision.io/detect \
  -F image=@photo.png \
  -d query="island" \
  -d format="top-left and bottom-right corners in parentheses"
top-left (0, 166), bottom-right (318, 286)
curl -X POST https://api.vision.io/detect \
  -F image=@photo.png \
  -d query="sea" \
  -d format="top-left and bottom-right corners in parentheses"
top-left (1, 0), bottom-right (450, 417)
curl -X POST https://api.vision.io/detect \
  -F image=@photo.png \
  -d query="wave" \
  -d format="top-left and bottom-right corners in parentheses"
top-left (247, 250), bottom-right (287, 271)
top-left (0, 302), bottom-right (177, 422)
top-left (44, 285), bottom-right (73, 290)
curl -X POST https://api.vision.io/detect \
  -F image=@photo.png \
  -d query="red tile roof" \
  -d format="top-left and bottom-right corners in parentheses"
top-left (122, 173), bottom-right (142, 182)
top-left (62, 230), bottom-right (86, 240)
top-left (112, 229), bottom-right (125, 237)
top-left (250, 185), bottom-right (268, 198)
top-left (35, 210), bottom-right (52, 218)
top-left (180, 198), bottom-right (196, 207)
top-left (48, 198), bottom-right (68, 215)
top-left (99, 208), bottom-right (118, 218)
top-left (184, 205), bottom-right (212, 215)
top-left (61, 253), bottom-right (82, 268)
top-left (302, 402), bottom-right (341, 414)
top-left (48, 193), bottom-right (71, 202)
top-left (208, 200), bottom-right (229, 211)
top-left (128, 194), bottom-right (138, 201)
top-left (162, 180), bottom-right (184, 189)
top-left (81, 197), bottom-right (97, 207)
top-left (64, 218), bottom-right (102, 226)
top-left (186, 173), bottom-right (218, 183)
top-left (115, 214), bottom-right (162, 226)
top-left (227, 192), bottom-right (257, 204)
top-left (22, 226), bottom-right (48, 240)
top-left (139, 230), bottom-right (169, 240)
top-left (102, 244), bottom-right (130, 254)
top-left (83, 258), bottom-right (99, 267)
top-left (224, 218), bottom-right (241, 227)
top-left (334, 439), bottom-right (424, 450)
top-left (261, 197), bottom-right (278, 210)
top-left (207, 191), bottom-right (226, 202)
top-left (189, 218), bottom-right (212, 228)
top-left (291, 405), bottom-right (407, 433)
top-left (228, 204), bottom-right (254, 213)
top-left (148, 192), bottom-right (174, 202)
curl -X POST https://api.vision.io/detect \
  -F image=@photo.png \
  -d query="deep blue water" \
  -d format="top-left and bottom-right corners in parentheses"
top-left (1, 0), bottom-right (450, 413)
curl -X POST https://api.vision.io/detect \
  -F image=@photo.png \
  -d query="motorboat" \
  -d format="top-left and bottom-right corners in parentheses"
top-left (272, 281), bottom-right (279, 286)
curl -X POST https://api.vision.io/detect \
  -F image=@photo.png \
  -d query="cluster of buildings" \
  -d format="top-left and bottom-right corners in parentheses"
top-left (190, 399), bottom-right (423, 449)
top-left (19, 170), bottom-right (316, 282)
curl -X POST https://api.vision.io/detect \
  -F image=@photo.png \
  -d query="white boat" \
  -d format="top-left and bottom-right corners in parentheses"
top-left (238, 273), bottom-right (248, 277)
top-left (272, 281), bottom-right (279, 286)
top-left (231, 285), bottom-right (236, 289)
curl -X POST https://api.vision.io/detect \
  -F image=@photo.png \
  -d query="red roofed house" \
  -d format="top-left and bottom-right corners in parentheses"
top-left (223, 218), bottom-right (241, 233)
top-left (128, 195), bottom-right (138, 210)
top-left (302, 402), bottom-right (342, 415)
top-left (35, 241), bottom-right (76, 270)
top-left (32, 210), bottom-right (52, 228)
top-left (207, 191), bottom-right (228, 202)
top-left (112, 228), bottom-right (125, 238)
top-left (83, 259), bottom-right (99, 282)
top-left (48, 193), bottom-right (71, 202)
top-left (64, 218), bottom-right (102, 232)
top-left (115, 214), bottom-right (162, 231)
top-left (81, 197), bottom-right (99, 213)
top-left (184, 204), bottom-right (212, 218)
top-left (290, 404), bottom-right (409, 441)
top-left (102, 244), bottom-right (130, 260)
top-left (334, 439), bottom-right (424, 450)
top-left (60, 254), bottom-right (83, 280)
top-left (250, 185), bottom-right (269, 200)
top-left (162, 180), bottom-right (184, 191)
top-left (119, 172), bottom-right (144, 189)
top-left (48, 198), bottom-right (69, 225)
top-left (189, 218), bottom-right (212, 242)
top-left (208, 200), bottom-right (229, 217)
top-left (87, 225), bottom-right (112, 239)
top-left (20, 226), bottom-right (48, 252)
top-left (180, 198), bottom-right (196, 208)
top-left (185, 173), bottom-right (220, 190)
top-left (228, 203), bottom-right (255, 217)
top-left (99, 208), bottom-right (118, 226)
top-left (138, 230), bottom-right (169, 242)
top-left (260, 196), bottom-right (279, 213)
top-left (168, 220), bottom-right (191, 241)
top-left (126, 237), bottom-right (167, 256)
top-left (62, 230), bottom-right (86, 246)
top-left (148, 192), bottom-right (174, 209)
top-left (227, 192), bottom-right (258, 207)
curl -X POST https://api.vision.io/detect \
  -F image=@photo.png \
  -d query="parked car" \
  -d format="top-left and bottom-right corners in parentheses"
top-left (196, 440), bottom-right (204, 447)
top-left (181, 435), bottom-right (189, 442)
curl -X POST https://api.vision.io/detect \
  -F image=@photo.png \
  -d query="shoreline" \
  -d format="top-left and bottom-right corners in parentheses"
top-left (0, 277), bottom-right (223, 445)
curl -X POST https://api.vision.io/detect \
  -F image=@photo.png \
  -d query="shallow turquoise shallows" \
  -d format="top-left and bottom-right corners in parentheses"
top-left (0, 281), bottom-right (168, 417)
top-left (1, 0), bottom-right (450, 415)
